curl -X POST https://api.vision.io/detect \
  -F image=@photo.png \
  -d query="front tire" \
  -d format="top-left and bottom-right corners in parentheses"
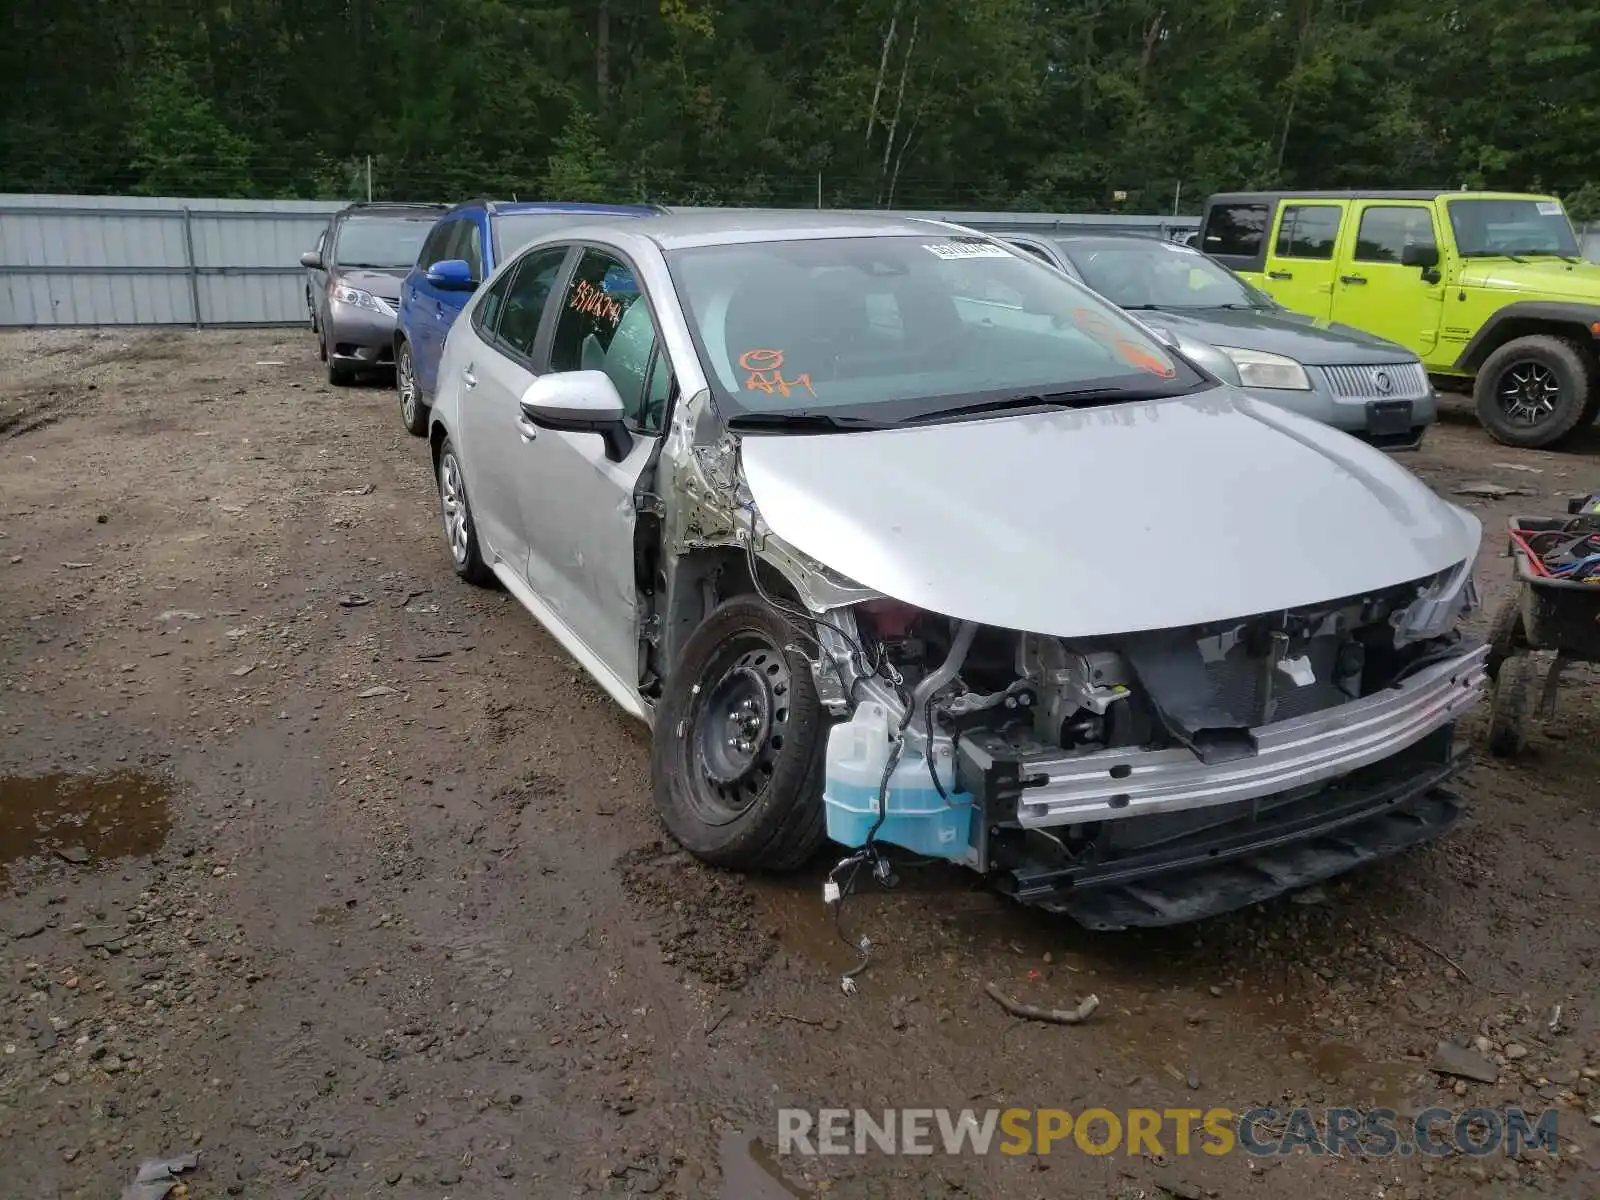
top-left (1474, 335), bottom-right (1595, 448)
top-left (651, 596), bottom-right (829, 871)
top-left (397, 340), bottom-right (427, 436)
top-left (436, 437), bottom-right (494, 586)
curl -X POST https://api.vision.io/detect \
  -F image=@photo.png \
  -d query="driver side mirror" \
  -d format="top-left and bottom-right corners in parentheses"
top-left (518, 371), bottom-right (633, 463)
top-left (426, 258), bottom-right (477, 291)
top-left (1401, 242), bottom-right (1441, 282)
top-left (299, 250), bottom-right (323, 270)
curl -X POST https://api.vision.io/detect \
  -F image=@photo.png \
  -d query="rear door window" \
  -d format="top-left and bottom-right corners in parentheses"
top-left (470, 263), bottom-right (518, 341)
top-left (1274, 205), bottom-right (1342, 259)
top-left (495, 247), bottom-right (572, 361)
top-left (1202, 204), bottom-right (1269, 257)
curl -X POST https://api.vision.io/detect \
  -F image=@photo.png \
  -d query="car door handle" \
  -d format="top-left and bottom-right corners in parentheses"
top-left (462, 367), bottom-right (477, 389)
top-left (1340, 274), bottom-right (1367, 285)
top-left (1267, 270), bottom-right (1293, 280)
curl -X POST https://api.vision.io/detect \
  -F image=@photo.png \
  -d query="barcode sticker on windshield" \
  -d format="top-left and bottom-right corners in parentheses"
top-left (923, 241), bottom-right (1011, 260)
top-left (1537, 201), bottom-right (1563, 216)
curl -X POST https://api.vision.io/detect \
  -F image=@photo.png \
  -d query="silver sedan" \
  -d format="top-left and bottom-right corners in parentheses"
top-left (424, 212), bottom-right (1485, 929)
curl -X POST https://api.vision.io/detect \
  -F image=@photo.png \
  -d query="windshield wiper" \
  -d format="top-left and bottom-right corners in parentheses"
top-left (338, 261), bottom-right (404, 269)
top-left (1461, 251), bottom-right (1528, 263)
top-left (727, 410), bottom-right (890, 433)
top-left (1508, 250), bottom-right (1583, 263)
top-left (902, 387), bottom-right (1173, 425)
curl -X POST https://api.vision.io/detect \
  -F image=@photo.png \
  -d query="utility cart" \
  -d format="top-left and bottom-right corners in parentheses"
top-left (1485, 503), bottom-right (1600, 758)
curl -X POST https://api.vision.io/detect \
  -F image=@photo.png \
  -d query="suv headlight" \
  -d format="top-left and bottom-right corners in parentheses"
top-left (331, 284), bottom-right (395, 317)
top-left (1217, 346), bottom-right (1311, 391)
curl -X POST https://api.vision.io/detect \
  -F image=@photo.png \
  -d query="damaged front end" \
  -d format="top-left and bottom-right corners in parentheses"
top-left (646, 388), bottom-right (1486, 929)
top-left (829, 579), bottom-right (1484, 929)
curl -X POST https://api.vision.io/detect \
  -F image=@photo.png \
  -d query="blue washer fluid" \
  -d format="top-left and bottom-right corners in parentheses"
top-left (822, 700), bottom-right (977, 863)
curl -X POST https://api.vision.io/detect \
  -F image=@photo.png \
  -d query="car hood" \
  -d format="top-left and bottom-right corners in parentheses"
top-left (1136, 305), bottom-right (1416, 365)
top-left (737, 389), bottom-right (1479, 638)
top-left (1457, 258), bottom-right (1600, 301)
top-left (334, 268), bottom-right (407, 301)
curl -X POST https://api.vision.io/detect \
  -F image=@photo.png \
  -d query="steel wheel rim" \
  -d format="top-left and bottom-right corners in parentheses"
top-left (398, 345), bottom-right (417, 423)
top-left (439, 452), bottom-right (470, 565)
top-left (687, 639), bottom-right (792, 826)
top-left (1497, 361), bottom-right (1561, 426)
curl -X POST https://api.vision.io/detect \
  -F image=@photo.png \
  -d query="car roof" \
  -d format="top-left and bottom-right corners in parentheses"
top-left (1206, 189), bottom-right (1560, 205)
top-left (336, 202), bottom-right (446, 219)
top-left (555, 209), bottom-right (974, 251)
top-left (440, 198), bottom-right (666, 219)
top-left (1013, 232), bottom-right (1186, 252)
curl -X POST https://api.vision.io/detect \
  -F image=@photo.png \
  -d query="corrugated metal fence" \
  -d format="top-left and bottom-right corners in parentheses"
top-left (0, 196), bottom-right (1204, 328)
top-left (2, 193), bottom-right (1597, 328)
top-left (0, 194), bottom-right (339, 327)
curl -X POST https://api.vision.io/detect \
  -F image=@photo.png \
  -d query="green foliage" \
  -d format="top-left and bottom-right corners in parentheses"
top-left (544, 109), bottom-right (617, 202)
top-left (1, 0), bottom-right (1598, 223)
top-left (127, 44), bottom-right (256, 197)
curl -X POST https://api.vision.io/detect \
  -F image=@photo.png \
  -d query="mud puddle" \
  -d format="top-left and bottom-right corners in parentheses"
top-left (0, 770), bottom-right (171, 871)
top-left (719, 1130), bottom-right (808, 1199)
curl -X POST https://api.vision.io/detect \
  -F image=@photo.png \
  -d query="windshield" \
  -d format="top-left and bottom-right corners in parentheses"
top-left (664, 235), bottom-right (1210, 424)
top-left (1055, 239), bottom-right (1265, 309)
top-left (493, 212), bottom-right (644, 260)
top-left (1446, 198), bottom-right (1581, 258)
top-left (332, 217), bottom-right (434, 269)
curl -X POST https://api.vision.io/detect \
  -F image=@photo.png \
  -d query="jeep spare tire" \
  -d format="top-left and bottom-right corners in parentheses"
top-left (1475, 335), bottom-right (1596, 448)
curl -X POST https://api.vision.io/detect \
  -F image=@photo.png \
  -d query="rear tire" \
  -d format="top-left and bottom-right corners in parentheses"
top-left (397, 340), bottom-right (427, 436)
top-left (651, 596), bottom-right (829, 871)
top-left (1474, 335), bottom-right (1595, 448)
top-left (436, 437), bottom-right (494, 586)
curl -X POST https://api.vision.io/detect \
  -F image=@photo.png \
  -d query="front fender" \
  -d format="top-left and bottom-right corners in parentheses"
top-left (1455, 300), bottom-right (1600, 371)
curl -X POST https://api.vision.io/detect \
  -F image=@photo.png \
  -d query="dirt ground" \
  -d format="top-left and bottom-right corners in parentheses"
top-left (4, 327), bottom-right (1600, 1199)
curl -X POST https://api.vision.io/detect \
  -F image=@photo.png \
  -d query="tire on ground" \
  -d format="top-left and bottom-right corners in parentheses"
top-left (1487, 652), bottom-right (1534, 758)
top-left (436, 436), bottom-right (495, 586)
top-left (398, 339), bottom-right (428, 436)
top-left (651, 596), bottom-right (829, 871)
top-left (1474, 334), bottom-right (1596, 449)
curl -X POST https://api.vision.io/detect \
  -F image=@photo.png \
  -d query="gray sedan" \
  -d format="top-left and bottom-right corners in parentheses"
top-left (994, 231), bottom-right (1436, 450)
top-left (423, 212), bottom-right (1483, 929)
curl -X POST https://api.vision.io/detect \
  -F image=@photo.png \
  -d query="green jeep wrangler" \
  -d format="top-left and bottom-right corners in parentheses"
top-left (1198, 190), bottom-right (1600, 449)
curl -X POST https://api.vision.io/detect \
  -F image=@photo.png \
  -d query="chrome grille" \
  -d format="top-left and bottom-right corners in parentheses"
top-left (1319, 361), bottom-right (1430, 400)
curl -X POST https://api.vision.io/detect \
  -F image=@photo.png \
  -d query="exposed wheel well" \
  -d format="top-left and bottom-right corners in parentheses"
top-left (1465, 320), bottom-right (1595, 373)
top-left (654, 548), bottom-right (806, 692)
top-left (428, 420), bottom-right (448, 470)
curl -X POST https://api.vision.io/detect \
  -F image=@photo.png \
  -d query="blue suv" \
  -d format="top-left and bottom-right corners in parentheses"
top-left (395, 199), bottom-right (666, 435)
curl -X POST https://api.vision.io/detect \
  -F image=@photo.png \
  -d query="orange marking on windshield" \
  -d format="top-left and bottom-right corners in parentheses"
top-left (1115, 338), bottom-right (1178, 379)
top-left (739, 348), bottom-right (816, 397)
top-left (1071, 306), bottom-right (1176, 378)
